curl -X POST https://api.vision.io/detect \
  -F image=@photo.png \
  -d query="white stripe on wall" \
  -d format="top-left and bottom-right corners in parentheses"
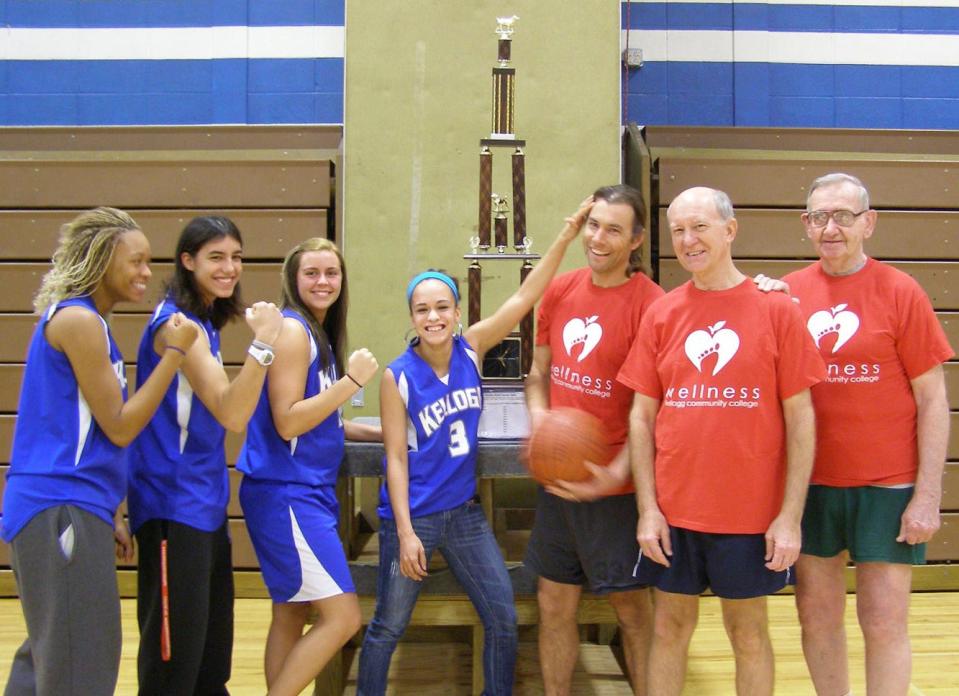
top-left (623, 29), bottom-right (959, 66)
top-left (0, 26), bottom-right (344, 60)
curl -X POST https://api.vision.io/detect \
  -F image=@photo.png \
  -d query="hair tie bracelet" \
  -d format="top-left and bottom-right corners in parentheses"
top-left (164, 344), bottom-right (187, 357)
top-left (346, 374), bottom-right (363, 388)
top-left (406, 271), bottom-right (459, 303)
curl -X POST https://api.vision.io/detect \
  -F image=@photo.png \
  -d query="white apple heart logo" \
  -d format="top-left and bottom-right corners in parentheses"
top-left (562, 315), bottom-right (603, 363)
top-left (684, 320), bottom-right (740, 376)
top-left (807, 303), bottom-right (860, 354)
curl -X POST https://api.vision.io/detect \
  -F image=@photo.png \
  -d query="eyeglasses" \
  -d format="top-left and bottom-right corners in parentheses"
top-left (805, 209), bottom-right (868, 228)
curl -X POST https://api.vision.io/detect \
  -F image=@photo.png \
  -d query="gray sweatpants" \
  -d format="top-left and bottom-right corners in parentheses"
top-left (4, 504), bottom-right (122, 696)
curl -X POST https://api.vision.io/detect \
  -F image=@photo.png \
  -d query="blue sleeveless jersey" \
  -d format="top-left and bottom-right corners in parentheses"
top-left (236, 309), bottom-right (344, 486)
top-left (127, 299), bottom-right (228, 533)
top-left (378, 335), bottom-right (483, 520)
top-left (2, 296), bottom-right (128, 542)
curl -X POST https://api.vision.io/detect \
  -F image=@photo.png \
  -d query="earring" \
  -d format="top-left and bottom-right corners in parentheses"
top-left (457, 323), bottom-right (464, 337)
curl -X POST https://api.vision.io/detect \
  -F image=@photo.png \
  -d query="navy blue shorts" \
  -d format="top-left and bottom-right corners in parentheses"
top-left (635, 525), bottom-right (791, 599)
top-left (239, 477), bottom-right (355, 603)
top-left (526, 488), bottom-right (645, 595)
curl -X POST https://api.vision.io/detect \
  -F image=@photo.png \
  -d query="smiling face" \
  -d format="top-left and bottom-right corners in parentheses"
top-left (803, 181), bottom-right (876, 275)
top-left (668, 188), bottom-right (738, 284)
top-left (296, 249), bottom-right (342, 322)
top-left (181, 235), bottom-right (242, 306)
top-left (582, 199), bottom-right (642, 286)
top-left (101, 229), bottom-right (152, 305)
top-left (409, 278), bottom-right (460, 348)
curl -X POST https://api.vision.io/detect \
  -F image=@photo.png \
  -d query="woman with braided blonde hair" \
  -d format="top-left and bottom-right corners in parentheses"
top-left (2, 207), bottom-right (197, 696)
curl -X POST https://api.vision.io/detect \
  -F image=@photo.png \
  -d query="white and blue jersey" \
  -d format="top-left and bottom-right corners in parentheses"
top-left (378, 335), bottom-right (483, 520)
top-left (237, 309), bottom-right (344, 486)
top-left (127, 298), bottom-right (227, 533)
top-left (2, 296), bottom-right (127, 542)
top-left (237, 309), bottom-right (352, 602)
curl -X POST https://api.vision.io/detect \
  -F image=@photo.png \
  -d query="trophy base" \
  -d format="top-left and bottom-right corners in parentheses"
top-left (482, 137), bottom-right (526, 147)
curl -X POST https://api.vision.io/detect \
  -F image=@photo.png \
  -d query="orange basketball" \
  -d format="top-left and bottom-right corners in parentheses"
top-left (525, 408), bottom-right (609, 486)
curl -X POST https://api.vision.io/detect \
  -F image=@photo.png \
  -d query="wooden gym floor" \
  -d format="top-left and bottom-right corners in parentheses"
top-left (1, 594), bottom-right (957, 694)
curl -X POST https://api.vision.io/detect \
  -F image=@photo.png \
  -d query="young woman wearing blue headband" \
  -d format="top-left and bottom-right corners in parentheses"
top-left (357, 197), bottom-right (593, 695)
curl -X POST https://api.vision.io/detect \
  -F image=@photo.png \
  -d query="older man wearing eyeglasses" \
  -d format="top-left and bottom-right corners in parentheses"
top-left (784, 173), bottom-right (953, 696)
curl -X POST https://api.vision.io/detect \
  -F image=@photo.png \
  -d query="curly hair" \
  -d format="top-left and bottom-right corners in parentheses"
top-left (33, 207), bottom-right (140, 313)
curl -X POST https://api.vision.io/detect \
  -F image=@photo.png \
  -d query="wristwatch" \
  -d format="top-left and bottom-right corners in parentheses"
top-left (248, 342), bottom-right (275, 366)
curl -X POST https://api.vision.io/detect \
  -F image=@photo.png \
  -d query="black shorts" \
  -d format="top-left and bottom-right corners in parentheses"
top-left (525, 488), bottom-right (645, 595)
top-left (635, 525), bottom-right (791, 599)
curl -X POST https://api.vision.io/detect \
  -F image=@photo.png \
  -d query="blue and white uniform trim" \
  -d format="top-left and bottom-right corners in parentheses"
top-left (378, 335), bottom-right (483, 521)
top-left (127, 298), bottom-right (228, 534)
top-left (2, 295), bottom-right (127, 542)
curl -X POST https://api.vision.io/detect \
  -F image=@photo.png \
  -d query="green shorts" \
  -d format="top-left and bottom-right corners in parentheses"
top-left (801, 484), bottom-right (925, 565)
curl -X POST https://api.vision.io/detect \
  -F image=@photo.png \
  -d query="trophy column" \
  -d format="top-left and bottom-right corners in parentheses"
top-left (467, 15), bottom-right (538, 384)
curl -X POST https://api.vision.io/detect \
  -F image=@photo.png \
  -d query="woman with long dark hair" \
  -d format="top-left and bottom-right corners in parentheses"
top-left (2, 208), bottom-right (197, 695)
top-left (128, 215), bottom-right (283, 695)
top-left (357, 200), bottom-right (591, 695)
top-left (238, 237), bottom-right (380, 696)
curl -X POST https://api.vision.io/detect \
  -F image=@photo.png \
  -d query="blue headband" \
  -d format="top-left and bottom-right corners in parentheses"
top-left (406, 271), bottom-right (459, 304)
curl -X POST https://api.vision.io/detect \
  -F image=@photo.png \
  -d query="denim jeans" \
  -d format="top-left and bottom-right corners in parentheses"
top-left (357, 500), bottom-right (517, 695)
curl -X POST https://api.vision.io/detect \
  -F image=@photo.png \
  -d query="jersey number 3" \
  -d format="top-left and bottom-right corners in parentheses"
top-left (449, 419), bottom-right (470, 457)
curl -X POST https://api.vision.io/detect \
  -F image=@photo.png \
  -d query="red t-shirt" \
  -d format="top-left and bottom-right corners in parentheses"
top-left (536, 267), bottom-right (664, 495)
top-left (784, 258), bottom-right (954, 486)
top-left (617, 279), bottom-right (825, 534)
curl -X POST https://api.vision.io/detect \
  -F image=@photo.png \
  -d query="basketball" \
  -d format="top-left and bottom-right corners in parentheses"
top-left (525, 408), bottom-right (609, 486)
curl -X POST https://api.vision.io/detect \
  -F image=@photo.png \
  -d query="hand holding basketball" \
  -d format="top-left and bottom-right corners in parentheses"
top-left (525, 408), bottom-right (609, 487)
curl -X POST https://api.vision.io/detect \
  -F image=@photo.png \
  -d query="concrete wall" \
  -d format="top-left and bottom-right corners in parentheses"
top-left (341, 0), bottom-right (621, 415)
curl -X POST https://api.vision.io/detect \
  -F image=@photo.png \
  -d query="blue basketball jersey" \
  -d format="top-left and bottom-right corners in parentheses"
top-left (378, 335), bottom-right (483, 520)
top-left (2, 296), bottom-right (128, 542)
top-left (237, 309), bottom-right (344, 486)
top-left (127, 298), bottom-right (228, 533)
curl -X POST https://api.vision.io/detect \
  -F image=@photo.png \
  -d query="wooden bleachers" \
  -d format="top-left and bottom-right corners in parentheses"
top-left (0, 125), bottom-right (341, 590)
top-left (627, 124), bottom-right (959, 578)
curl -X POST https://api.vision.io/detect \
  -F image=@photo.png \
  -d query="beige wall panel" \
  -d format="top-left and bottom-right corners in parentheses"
top-left (658, 260), bottom-right (959, 309)
top-left (0, 157), bottom-right (330, 209)
top-left (645, 126), bottom-right (959, 155)
top-left (944, 463), bottom-right (959, 511)
top-left (927, 513), bottom-right (959, 561)
top-left (0, 209), bottom-right (328, 261)
top-left (0, 125), bottom-right (341, 152)
top-left (0, 367), bottom-right (22, 413)
top-left (343, 0), bottom-right (620, 416)
top-left (658, 157), bottom-right (959, 209)
top-left (946, 363), bottom-right (959, 409)
top-left (0, 313), bottom-right (254, 363)
top-left (0, 262), bottom-right (284, 313)
top-left (657, 209), bottom-right (959, 260)
top-left (0, 263), bottom-right (282, 314)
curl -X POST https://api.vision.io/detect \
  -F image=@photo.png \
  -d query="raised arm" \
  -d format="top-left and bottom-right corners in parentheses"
top-left (464, 198), bottom-right (592, 358)
top-left (380, 368), bottom-right (427, 581)
top-left (630, 392), bottom-right (671, 567)
top-left (765, 388), bottom-right (816, 571)
top-left (267, 316), bottom-right (378, 441)
top-left (51, 306), bottom-right (197, 447)
top-left (157, 301), bottom-right (283, 433)
top-left (899, 364), bottom-right (949, 544)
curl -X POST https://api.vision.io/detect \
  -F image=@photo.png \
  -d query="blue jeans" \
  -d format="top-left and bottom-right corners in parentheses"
top-left (357, 500), bottom-right (517, 695)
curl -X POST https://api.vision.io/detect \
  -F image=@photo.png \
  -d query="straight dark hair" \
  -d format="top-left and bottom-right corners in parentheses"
top-left (592, 184), bottom-right (649, 277)
top-left (281, 238), bottom-right (347, 376)
top-left (166, 216), bottom-right (245, 330)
